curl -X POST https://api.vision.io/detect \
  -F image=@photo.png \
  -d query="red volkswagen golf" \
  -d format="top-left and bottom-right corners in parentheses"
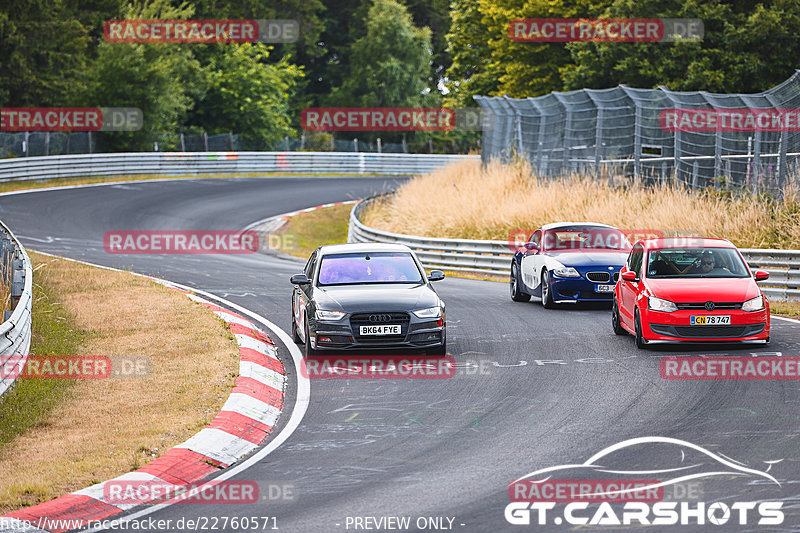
top-left (612, 238), bottom-right (770, 348)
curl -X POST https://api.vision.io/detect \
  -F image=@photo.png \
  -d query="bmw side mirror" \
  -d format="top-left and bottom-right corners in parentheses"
top-left (524, 242), bottom-right (539, 252)
top-left (290, 273), bottom-right (311, 285)
top-left (754, 270), bottom-right (770, 281)
top-left (428, 270), bottom-right (445, 282)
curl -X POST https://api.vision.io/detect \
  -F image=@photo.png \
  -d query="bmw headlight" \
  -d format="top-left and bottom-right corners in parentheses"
top-left (742, 295), bottom-right (764, 312)
top-left (552, 267), bottom-right (580, 278)
top-left (648, 296), bottom-right (677, 312)
top-left (412, 307), bottom-right (441, 319)
top-left (315, 310), bottom-right (346, 321)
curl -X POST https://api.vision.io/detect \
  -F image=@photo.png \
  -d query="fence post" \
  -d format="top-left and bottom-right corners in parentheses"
top-left (24, 132), bottom-right (29, 157)
top-left (778, 130), bottom-right (787, 201)
top-left (692, 161), bottom-right (699, 190)
top-left (753, 131), bottom-right (761, 195)
top-left (66, 134), bottom-right (71, 155)
top-left (401, 137), bottom-right (407, 153)
top-left (377, 137), bottom-right (382, 153)
top-left (300, 133), bottom-right (305, 150)
top-left (633, 104), bottom-right (642, 182)
top-left (353, 138), bottom-right (358, 152)
top-left (180, 133), bottom-right (186, 152)
top-left (44, 132), bottom-right (50, 156)
top-left (229, 132), bottom-right (234, 151)
top-left (88, 131), bottom-right (92, 154)
top-left (203, 132), bottom-right (209, 152)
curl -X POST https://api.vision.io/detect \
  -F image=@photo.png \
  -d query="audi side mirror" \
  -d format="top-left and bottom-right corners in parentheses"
top-left (754, 270), bottom-right (770, 281)
top-left (428, 270), bottom-right (445, 282)
top-left (290, 273), bottom-right (311, 285)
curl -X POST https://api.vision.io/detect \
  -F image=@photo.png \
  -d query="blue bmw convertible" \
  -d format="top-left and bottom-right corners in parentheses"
top-left (509, 222), bottom-right (632, 308)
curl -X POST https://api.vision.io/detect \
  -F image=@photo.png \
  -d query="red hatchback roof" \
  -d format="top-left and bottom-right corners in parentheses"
top-left (640, 237), bottom-right (736, 249)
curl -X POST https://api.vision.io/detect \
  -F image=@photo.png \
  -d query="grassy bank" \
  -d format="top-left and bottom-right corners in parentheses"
top-left (0, 253), bottom-right (239, 512)
top-left (361, 160), bottom-right (800, 249)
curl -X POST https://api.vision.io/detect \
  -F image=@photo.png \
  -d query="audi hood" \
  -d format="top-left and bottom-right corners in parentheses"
top-left (314, 283), bottom-right (441, 313)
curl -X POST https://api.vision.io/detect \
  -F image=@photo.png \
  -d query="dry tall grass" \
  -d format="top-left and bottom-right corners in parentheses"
top-left (362, 160), bottom-right (800, 249)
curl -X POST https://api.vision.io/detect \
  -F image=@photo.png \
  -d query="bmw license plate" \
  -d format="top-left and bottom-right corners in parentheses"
top-left (360, 325), bottom-right (401, 335)
top-left (595, 284), bottom-right (614, 293)
top-left (690, 315), bottom-right (731, 325)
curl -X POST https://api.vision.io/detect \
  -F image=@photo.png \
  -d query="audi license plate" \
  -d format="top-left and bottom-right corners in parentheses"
top-left (690, 315), bottom-right (731, 325)
top-left (595, 284), bottom-right (614, 293)
top-left (360, 325), bottom-right (401, 335)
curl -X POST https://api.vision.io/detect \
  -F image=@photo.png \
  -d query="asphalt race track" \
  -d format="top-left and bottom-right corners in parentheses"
top-left (4, 176), bottom-right (800, 533)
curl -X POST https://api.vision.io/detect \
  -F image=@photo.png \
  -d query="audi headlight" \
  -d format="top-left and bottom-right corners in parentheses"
top-left (315, 310), bottom-right (346, 321)
top-left (648, 296), bottom-right (677, 312)
top-left (412, 307), bottom-right (441, 319)
top-left (552, 267), bottom-right (580, 278)
top-left (742, 295), bottom-right (764, 312)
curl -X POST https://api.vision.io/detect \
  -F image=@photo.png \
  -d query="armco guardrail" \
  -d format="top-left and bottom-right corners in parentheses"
top-left (348, 196), bottom-right (800, 301)
top-left (0, 152), bottom-right (478, 182)
top-left (0, 221), bottom-right (33, 399)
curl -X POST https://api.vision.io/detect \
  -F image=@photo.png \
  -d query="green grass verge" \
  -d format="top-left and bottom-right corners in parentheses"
top-left (272, 203), bottom-right (355, 259)
top-left (0, 254), bottom-right (87, 446)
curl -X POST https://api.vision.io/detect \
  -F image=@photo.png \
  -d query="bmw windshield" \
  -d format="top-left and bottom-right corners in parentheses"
top-left (542, 227), bottom-right (632, 251)
top-left (317, 252), bottom-right (425, 286)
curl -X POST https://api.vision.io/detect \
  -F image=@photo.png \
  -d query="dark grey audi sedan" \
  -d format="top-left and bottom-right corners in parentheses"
top-left (290, 243), bottom-right (446, 356)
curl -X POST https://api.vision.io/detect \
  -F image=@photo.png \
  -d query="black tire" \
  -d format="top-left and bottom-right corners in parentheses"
top-left (634, 310), bottom-right (648, 349)
top-left (612, 298), bottom-right (626, 336)
top-left (427, 341), bottom-right (447, 356)
top-left (541, 270), bottom-right (555, 309)
top-left (510, 262), bottom-right (531, 302)
top-left (304, 319), bottom-right (318, 356)
top-left (291, 306), bottom-right (303, 344)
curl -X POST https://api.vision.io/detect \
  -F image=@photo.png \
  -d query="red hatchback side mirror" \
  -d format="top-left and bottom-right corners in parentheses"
top-left (621, 270), bottom-right (638, 282)
top-left (754, 269), bottom-right (770, 281)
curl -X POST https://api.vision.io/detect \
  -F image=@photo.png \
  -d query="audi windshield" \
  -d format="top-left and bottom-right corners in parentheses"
top-left (317, 252), bottom-right (425, 286)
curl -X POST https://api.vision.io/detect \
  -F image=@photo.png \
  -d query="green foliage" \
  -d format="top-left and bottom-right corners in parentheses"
top-left (78, 0), bottom-right (203, 151)
top-left (330, 0), bottom-right (434, 108)
top-left (0, 0), bottom-right (91, 106)
top-left (189, 44), bottom-right (303, 143)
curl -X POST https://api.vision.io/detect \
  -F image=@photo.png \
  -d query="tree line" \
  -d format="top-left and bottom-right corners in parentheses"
top-left (1, 0), bottom-right (798, 152)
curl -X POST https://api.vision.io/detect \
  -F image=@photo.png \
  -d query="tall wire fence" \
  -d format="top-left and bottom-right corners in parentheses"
top-left (475, 70), bottom-right (800, 198)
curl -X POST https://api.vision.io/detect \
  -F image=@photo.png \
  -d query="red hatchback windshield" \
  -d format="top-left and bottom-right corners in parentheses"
top-left (646, 247), bottom-right (751, 278)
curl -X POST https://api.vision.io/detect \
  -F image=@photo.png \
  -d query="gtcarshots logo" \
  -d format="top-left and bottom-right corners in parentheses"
top-left (505, 436), bottom-right (784, 526)
top-left (104, 230), bottom-right (258, 254)
top-left (0, 107), bottom-right (142, 132)
top-left (104, 19), bottom-right (299, 43)
top-left (509, 18), bottom-right (703, 43)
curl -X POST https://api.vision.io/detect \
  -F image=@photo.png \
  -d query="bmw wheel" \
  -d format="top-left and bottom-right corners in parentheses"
top-left (510, 262), bottom-right (531, 302)
top-left (541, 270), bottom-right (555, 309)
